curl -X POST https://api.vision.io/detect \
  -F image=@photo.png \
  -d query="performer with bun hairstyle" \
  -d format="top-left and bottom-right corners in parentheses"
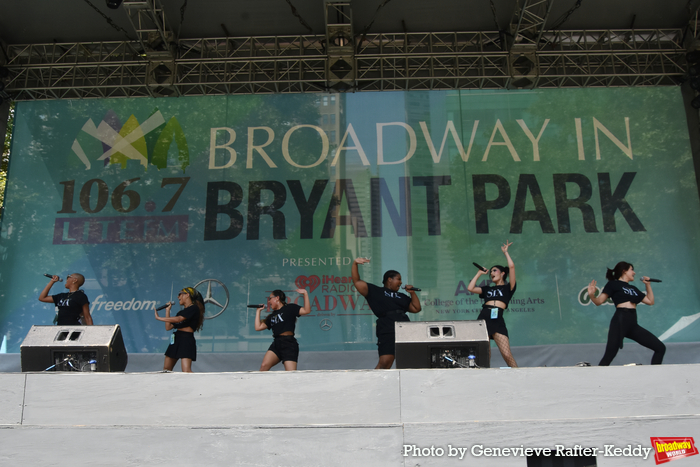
top-left (254, 288), bottom-right (311, 371)
top-left (588, 261), bottom-right (665, 366)
top-left (154, 287), bottom-right (205, 373)
top-left (467, 241), bottom-right (518, 368)
top-left (351, 258), bottom-right (421, 369)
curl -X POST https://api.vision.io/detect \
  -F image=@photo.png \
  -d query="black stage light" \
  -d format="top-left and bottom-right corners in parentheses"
top-left (690, 76), bottom-right (700, 91)
top-left (687, 49), bottom-right (700, 65)
top-left (106, 0), bottom-right (123, 9)
top-left (691, 95), bottom-right (700, 110)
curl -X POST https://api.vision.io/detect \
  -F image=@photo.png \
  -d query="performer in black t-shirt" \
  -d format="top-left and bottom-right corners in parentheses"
top-left (467, 241), bottom-right (518, 368)
top-left (587, 261), bottom-right (665, 366)
top-left (38, 273), bottom-right (92, 325)
top-left (254, 288), bottom-right (311, 371)
top-left (351, 258), bottom-right (421, 369)
top-left (154, 287), bottom-right (205, 373)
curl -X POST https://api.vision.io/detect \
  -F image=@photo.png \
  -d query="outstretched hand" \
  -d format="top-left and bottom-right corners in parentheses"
top-left (501, 240), bottom-right (513, 254)
top-left (354, 257), bottom-right (371, 265)
top-left (587, 280), bottom-right (597, 297)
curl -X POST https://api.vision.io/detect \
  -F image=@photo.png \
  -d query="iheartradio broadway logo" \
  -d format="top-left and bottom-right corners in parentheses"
top-left (651, 437), bottom-right (698, 464)
top-left (295, 275), bottom-right (320, 293)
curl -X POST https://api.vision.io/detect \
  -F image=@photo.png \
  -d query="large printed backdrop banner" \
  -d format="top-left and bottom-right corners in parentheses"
top-left (1, 88), bottom-right (699, 355)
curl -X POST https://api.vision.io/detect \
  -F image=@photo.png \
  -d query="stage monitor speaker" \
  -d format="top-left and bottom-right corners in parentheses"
top-left (395, 320), bottom-right (490, 369)
top-left (20, 325), bottom-right (128, 372)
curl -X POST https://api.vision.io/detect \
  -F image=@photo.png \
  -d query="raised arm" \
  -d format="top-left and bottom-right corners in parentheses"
top-left (254, 305), bottom-right (268, 331)
top-left (640, 277), bottom-right (654, 306)
top-left (38, 276), bottom-right (60, 303)
top-left (502, 240), bottom-right (515, 290)
top-left (467, 268), bottom-right (487, 295)
top-left (296, 288), bottom-right (312, 315)
top-left (351, 257), bottom-right (370, 297)
top-left (587, 280), bottom-right (609, 306)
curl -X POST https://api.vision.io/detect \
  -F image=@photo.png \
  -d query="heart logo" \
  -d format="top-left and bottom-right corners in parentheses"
top-left (295, 275), bottom-right (321, 293)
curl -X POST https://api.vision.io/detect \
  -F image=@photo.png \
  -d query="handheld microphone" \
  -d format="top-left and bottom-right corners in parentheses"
top-left (44, 274), bottom-right (63, 282)
top-left (247, 304), bottom-right (266, 308)
top-left (155, 302), bottom-right (174, 311)
top-left (472, 262), bottom-right (488, 272)
top-left (646, 278), bottom-right (662, 283)
top-left (402, 286), bottom-right (422, 292)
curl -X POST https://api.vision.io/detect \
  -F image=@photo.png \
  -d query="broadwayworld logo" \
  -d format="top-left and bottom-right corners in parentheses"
top-left (651, 437), bottom-right (698, 464)
top-left (71, 109), bottom-right (189, 171)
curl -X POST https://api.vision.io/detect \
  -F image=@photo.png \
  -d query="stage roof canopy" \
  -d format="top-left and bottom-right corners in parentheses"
top-left (0, 0), bottom-right (694, 45)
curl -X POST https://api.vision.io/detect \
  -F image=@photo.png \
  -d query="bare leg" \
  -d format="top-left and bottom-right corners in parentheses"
top-left (283, 360), bottom-right (298, 371)
top-left (376, 354), bottom-right (395, 369)
top-left (180, 358), bottom-right (193, 373)
top-left (260, 350), bottom-right (281, 371)
top-left (492, 333), bottom-right (518, 368)
top-left (163, 357), bottom-right (177, 371)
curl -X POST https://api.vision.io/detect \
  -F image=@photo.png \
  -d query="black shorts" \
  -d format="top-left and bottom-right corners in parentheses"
top-left (268, 335), bottom-right (299, 362)
top-left (375, 314), bottom-right (409, 357)
top-left (165, 331), bottom-right (197, 361)
top-left (377, 330), bottom-right (396, 357)
top-left (477, 306), bottom-right (509, 338)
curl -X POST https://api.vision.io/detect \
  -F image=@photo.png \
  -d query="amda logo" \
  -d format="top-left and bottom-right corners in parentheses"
top-left (70, 109), bottom-right (189, 171)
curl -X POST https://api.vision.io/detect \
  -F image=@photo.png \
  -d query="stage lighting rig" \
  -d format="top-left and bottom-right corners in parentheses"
top-left (106, 0), bottom-right (123, 9)
top-left (325, 0), bottom-right (355, 91)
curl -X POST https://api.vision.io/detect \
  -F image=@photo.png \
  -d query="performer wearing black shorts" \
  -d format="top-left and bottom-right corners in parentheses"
top-left (154, 287), bottom-right (205, 373)
top-left (351, 257), bottom-right (421, 369)
top-left (588, 261), bottom-right (665, 366)
top-left (38, 273), bottom-right (93, 325)
top-left (254, 288), bottom-right (311, 371)
top-left (467, 241), bottom-right (518, 368)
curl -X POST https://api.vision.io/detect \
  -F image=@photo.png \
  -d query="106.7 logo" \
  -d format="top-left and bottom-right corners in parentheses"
top-left (53, 109), bottom-right (193, 245)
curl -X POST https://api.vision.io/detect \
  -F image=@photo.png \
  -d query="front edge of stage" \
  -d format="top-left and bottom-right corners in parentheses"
top-left (1, 364), bottom-right (698, 466)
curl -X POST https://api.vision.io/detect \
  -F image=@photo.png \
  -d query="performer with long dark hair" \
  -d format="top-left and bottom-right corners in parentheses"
top-left (351, 258), bottom-right (421, 369)
top-left (38, 273), bottom-right (93, 325)
top-left (254, 288), bottom-right (311, 371)
top-left (588, 261), bottom-right (665, 366)
top-left (467, 241), bottom-right (518, 368)
top-left (154, 287), bottom-right (205, 373)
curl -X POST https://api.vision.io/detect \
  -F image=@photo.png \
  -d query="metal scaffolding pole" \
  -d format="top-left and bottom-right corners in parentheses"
top-left (1, 29), bottom-right (686, 100)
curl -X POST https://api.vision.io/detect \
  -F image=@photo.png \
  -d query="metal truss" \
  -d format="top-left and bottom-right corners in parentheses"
top-left (508, 0), bottom-right (553, 48)
top-left (2, 29), bottom-right (686, 100)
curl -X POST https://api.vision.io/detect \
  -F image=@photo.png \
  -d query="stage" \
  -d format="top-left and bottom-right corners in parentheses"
top-left (1, 363), bottom-right (698, 466)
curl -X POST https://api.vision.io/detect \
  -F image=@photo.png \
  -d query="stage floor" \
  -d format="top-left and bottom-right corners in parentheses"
top-left (1, 364), bottom-right (698, 466)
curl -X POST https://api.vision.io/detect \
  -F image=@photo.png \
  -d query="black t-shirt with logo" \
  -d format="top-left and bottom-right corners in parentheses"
top-left (602, 280), bottom-right (645, 306)
top-left (265, 303), bottom-right (302, 337)
top-left (365, 283), bottom-right (413, 335)
top-left (365, 283), bottom-right (412, 319)
top-left (172, 304), bottom-right (201, 330)
top-left (52, 291), bottom-right (89, 325)
top-left (478, 283), bottom-right (517, 308)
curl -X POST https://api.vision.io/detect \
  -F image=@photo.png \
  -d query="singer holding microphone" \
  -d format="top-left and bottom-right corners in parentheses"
top-left (38, 273), bottom-right (92, 325)
top-left (467, 241), bottom-right (518, 368)
top-left (254, 288), bottom-right (311, 371)
top-left (587, 261), bottom-right (665, 366)
top-left (154, 287), bottom-right (205, 373)
top-left (351, 258), bottom-right (421, 369)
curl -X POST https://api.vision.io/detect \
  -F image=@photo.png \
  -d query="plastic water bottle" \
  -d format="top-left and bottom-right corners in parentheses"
top-left (468, 351), bottom-right (476, 368)
top-left (89, 359), bottom-right (97, 372)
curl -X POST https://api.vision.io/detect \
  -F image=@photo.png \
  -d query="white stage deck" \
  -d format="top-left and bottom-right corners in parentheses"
top-left (1, 364), bottom-right (698, 466)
